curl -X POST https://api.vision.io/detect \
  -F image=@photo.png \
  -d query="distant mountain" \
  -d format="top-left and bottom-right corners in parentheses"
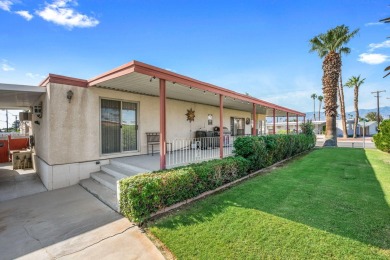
top-left (304, 106), bottom-right (390, 121)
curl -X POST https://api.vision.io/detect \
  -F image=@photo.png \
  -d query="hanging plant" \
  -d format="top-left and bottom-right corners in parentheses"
top-left (185, 108), bottom-right (195, 122)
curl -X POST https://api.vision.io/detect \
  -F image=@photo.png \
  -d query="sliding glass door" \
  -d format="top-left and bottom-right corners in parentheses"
top-left (101, 99), bottom-right (138, 154)
top-left (122, 102), bottom-right (137, 152)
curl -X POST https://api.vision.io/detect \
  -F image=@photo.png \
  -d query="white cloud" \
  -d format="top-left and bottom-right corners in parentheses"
top-left (0, 0), bottom-right (12, 11)
top-left (358, 53), bottom-right (389, 65)
top-left (15, 10), bottom-right (33, 21)
top-left (364, 22), bottom-right (383, 26)
top-left (368, 40), bottom-right (390, 52)
top-left (36, 0), bottom-right (99, 29)
top-left (1, 59), bottom-right (15, 71)
top-left (26, 72), bottom-right (44, 79)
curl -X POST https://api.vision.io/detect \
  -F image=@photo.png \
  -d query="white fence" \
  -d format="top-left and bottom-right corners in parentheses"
top-left (167, 136), bottom-right (239, 167)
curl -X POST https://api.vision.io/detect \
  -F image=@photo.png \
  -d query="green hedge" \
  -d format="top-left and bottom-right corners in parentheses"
top-left (120, 133), bottom-right (316, 223)
top-left (233, 134), bottom-right (316, 171)
top-left (120, 156), bottom-right (250, 222)
top-left (373, 120), bottom-right (390, 153)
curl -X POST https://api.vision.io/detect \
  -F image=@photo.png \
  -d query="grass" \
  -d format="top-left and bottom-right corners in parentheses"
top-left (149, 148), bottom-right (390, 259)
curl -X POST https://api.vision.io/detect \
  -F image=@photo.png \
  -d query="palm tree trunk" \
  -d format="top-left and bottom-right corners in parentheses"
top-left (313, 99), bottom-right (316, 121)
top-left (322, 52), bottom-right (340, 147)
top-left (338, 70), bottom-right (348, 138)
top-left (353, 86), bottom-right (359, 138)
top-left (318, 101), bottom-right (321, 121)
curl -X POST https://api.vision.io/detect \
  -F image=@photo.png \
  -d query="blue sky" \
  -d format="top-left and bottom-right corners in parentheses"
top-left (1, 0), bottom-right (390, 128)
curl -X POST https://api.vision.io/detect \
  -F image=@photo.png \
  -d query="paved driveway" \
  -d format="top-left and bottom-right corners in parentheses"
top-left (0, 163), bottom-right (47, 202)
top-left (0, 185), bottom-right (164, 260)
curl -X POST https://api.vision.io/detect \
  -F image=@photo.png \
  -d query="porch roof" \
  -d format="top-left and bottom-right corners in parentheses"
top-left (0, 83), bottom-right (46, 109)
top-left (42, 60), bottom-right (305, 117)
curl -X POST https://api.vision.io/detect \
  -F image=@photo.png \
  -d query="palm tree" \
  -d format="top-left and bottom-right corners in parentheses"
top-left (309, 25), bottom-right (359, 147)
top-left (317, 95), bottom-right (323, 121)
top-left (345, 75), bottom-right (365, 138)
top-left (336, 27), bottom-right (359, 138)
top-left (311, 93), bottom-right (317, 121)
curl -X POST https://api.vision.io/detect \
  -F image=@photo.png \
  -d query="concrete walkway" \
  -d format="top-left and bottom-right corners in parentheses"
top-left (0, 185), bottom-right (164, 260)
top-left (0, 163), bottom-right (47, 202)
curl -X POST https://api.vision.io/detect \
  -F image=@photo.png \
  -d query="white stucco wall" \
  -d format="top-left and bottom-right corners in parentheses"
top-left (33, 83), bottom-right (265, 165)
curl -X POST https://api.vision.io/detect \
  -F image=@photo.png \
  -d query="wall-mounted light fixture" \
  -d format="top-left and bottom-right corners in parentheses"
top-left (150, 76), bottom-right (156, 82)
top-left (67, 90), bottom-right (73, 103)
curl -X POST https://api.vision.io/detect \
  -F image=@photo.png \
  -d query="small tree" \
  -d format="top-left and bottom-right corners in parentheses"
top-left (373, 119), bottom-right (390, 152)
top-left (301, 120), bottom-right (316, 144)
top-left (366, 112), bottom-right (383, 122)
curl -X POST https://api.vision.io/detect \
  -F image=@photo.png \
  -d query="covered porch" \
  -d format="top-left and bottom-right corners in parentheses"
top-left (88, 61), bottom-right (306, 169)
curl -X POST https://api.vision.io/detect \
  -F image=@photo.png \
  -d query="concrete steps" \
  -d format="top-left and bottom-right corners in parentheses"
top-left (79, 157), bottom-right (150, 213)
top-left (91, 171), bottom-right (118, 191)
top-left (79, 178), bottom-right (118, 212)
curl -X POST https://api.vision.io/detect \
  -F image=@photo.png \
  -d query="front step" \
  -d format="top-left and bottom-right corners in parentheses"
top-left (91, 171), bottom-right (118, 191)
top-left (80, 157), bottom-right (149, 213)
top-left (79, 178), bottom-right (118, 212)
top-left (110, 159), bottom-right (150, 174)
top-left (101, 164), bottom-right (141, 179)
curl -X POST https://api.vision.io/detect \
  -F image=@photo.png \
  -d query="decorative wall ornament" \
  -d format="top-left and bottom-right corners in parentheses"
top-left (186, 108), bottom-right (195, 122)
top-left (246, 117), bottom-right (250, 125)
top-left (208, 114), bottom-right (213, 125)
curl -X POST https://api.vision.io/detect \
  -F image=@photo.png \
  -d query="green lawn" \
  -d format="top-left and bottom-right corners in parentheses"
top-left (149, 148), bottom-right (390, 259)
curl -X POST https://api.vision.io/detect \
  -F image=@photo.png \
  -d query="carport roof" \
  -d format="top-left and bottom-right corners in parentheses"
top-left (0, 83), bottom-right (45, 109)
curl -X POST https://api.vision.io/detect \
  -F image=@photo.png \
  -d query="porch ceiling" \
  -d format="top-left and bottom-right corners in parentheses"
top-left (0, 83), bottom-right (46, 109)
top-left (91, 72), bottom-right (297, 117)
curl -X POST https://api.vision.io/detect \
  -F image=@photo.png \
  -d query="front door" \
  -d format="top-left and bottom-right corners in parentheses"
top-left (101, 99), bottom-right (138, 154)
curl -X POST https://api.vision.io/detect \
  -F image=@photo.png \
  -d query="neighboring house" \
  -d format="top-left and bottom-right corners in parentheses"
top-left (0, 60), bottom-right (305, 191)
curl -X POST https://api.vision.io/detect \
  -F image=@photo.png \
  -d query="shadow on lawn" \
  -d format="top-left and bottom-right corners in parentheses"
top-left (155, 148), bottom-right (390, 250)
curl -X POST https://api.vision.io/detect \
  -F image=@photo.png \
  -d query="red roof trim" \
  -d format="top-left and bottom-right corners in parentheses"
top-left (39, 74), bottom-right (88, 88)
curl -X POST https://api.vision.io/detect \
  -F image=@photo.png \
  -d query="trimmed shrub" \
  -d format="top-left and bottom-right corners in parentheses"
top-left (120, 156), bottom-right (250, 222)
top-left (373, 120), bottom-right (390, 153)
top-left (234, 134), bottom-right (316, 171)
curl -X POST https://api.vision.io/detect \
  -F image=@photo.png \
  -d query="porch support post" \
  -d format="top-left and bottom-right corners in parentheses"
top-left (273, 109), bottom-right (276, 134)
top-left (159, 79), bottom-right (166, 170)
top-left (219, 94), bottom-right (224, 159)
top-left (296, 115), bottom-right (299, 133)
top-left (252, 103), bottom-right (257, 136)
top-left (286, 112), bottom-right (289, 134)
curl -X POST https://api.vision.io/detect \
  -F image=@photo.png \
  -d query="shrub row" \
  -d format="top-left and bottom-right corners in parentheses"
top-left (233, 134), bottom-right (316, 171)
top-left (119, 133), bottom-right (316, 223)
top-left (119, 156), bottom-right (250, 222)
top-left (373, 119), bottom-right (390, 153)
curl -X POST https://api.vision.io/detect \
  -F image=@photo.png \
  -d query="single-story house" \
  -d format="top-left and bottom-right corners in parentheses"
top-left (0, 60), bottom-right (305, 205)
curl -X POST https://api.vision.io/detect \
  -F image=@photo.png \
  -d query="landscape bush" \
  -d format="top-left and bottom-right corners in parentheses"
top-left (234, 134), bottom-right (316, 171)
top-left (373, 119), bottom-right (390, 153)
top-left (119, 156), bottom-right (250, 222)
top-left (120, 133), bottom-right (315, 223)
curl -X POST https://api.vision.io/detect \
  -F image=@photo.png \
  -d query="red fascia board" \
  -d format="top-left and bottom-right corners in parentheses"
top-left (39, 74), bottom-right (88, 88)
top-left (88, 61), bottom-right (136, 86)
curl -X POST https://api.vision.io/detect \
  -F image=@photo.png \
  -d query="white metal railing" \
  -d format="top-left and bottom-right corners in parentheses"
top-left (167, 135), bottom-right (238, 167)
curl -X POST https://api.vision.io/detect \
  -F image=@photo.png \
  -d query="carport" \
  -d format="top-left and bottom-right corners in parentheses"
top-left (0, 83), bottom-right (47, 201)
top-left (0, 83), bottom-right (45, 109)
